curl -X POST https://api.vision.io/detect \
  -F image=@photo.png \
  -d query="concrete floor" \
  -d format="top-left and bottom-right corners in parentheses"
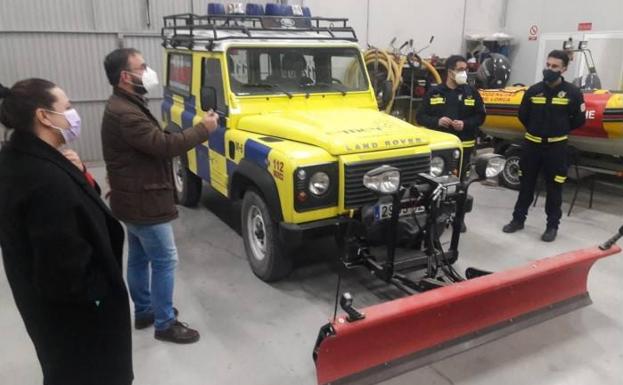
top-left (1, 165), bottom-right (622, 385)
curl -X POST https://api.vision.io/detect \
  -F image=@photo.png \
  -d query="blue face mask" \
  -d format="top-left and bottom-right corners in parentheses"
top-left (46, 108), bottom-right (81, 143)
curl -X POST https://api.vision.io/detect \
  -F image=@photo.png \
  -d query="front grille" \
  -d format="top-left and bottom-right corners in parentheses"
top-left (344, 154), bottom-right (431, 208)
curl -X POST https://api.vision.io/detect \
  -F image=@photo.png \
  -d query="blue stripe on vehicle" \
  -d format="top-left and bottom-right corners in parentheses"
top-left (181, 95), bottom-right (196, 129)
top-left (161, 89), bottom-right (174, 123)
top-left (244, 139), bottom-right (271, 168)
top-left (227, 159), bottom-right (237, 179)
top-left (195, 145), bottom-right (211, 182)
top-left (208, 125), bottom-right (226, 155)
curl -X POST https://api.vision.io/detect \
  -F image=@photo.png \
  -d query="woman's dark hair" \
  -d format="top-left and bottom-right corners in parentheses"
top-left (0, 78), bottom-right (57, 132)
top-left (547, 49), bottom-right (570, 67)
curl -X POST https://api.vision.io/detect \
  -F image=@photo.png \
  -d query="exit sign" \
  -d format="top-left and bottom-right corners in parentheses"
top-left (578, 22), bottom-right (592, 31)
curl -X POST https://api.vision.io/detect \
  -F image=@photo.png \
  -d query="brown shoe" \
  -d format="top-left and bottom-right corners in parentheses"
top-left (155, 320), bottom-right (200, 344)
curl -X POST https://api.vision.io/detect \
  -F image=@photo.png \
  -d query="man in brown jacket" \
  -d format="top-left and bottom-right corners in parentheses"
top-left (101, 48), bottom-right (217, 344)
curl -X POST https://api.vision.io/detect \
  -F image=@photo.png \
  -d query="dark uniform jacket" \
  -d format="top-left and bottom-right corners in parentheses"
top-left (518, 79), bottom-right (586, 139)
top-left (0, 130), bottom-right (133, 385)
top-left (416, 83), bottom-right (486, 143)
top-left (101, 87), bottom-right (209, 225)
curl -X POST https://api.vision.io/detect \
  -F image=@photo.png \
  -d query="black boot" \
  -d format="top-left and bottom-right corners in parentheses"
top-left (541, 228), bottom-right (558, 242)
top-left (502, 220), bottom-right (524, 233)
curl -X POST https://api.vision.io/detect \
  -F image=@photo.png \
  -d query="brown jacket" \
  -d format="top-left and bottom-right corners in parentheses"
top-left (101, 88), bottom-right (209, 224)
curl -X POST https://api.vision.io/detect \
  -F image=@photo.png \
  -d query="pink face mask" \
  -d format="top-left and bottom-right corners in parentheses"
top-left (46, 108), bottom-right (82, 143)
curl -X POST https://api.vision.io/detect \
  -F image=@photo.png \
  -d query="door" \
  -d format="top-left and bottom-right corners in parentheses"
top-left (201, 56), bottom-right (229, 196)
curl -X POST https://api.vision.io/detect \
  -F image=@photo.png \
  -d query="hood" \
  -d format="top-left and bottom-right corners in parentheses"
top-left (237, 108), bottom-right (430, 155)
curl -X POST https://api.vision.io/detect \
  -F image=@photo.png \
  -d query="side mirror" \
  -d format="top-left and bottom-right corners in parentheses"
top-left (377, 80), bottom-right (393, 110)
top-left (474, 153), bottom-right (506, 181)
top-left (200, 86), bottom-right (217, 112)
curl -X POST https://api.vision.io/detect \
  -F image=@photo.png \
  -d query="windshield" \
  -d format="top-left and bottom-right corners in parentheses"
top-left (227, 47), bottom-right (369, 96)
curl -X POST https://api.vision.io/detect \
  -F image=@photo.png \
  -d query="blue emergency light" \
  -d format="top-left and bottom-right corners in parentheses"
top-left (207, 3), bottom-right (225, 15)
top-left (207, 3), bottom-right (311, 17)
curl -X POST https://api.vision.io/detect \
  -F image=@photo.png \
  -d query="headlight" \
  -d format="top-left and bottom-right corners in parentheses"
top-left (485, 156), bottom-right (506, 178)
top-left (474, 153), bottom-right (506, 180)
top-left (430, 156), bottom-right (445, 177)
top-left (309, 172), bottom-right (330, 196)
top-left (363, 165), bottom-right (401, 194)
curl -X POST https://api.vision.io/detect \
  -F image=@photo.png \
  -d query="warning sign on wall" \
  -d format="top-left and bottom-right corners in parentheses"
top-left (578, 22), bottom-right (592, 31)
top-left (528, 25), bottom-right (538, 41)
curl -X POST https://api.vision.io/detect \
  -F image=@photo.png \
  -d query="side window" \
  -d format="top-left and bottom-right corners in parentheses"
top-left (202, 58), bottom-right (226, 112)
top-left (228, 49), bottom-right (249, 84)
top-left (167, 53), bottom-right (192, 95)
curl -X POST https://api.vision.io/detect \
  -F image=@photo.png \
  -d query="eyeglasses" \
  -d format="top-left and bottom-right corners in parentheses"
top-left (125, 63), bottom-right (147, 73)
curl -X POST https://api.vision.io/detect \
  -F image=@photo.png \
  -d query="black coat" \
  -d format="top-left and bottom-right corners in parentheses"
top-left (0, 131), bottom-right (133, 385)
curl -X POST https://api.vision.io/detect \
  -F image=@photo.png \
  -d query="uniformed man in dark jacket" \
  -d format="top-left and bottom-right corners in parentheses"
top-left (502, 50), bottom-right (586, 242)
top-left (416, 55), bottom-right (486, 231)
top-left (416, 55), bottom-right (486, 181)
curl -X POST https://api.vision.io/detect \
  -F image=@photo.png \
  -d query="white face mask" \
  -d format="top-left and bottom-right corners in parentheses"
top-left (128, 66), bottom-right (159, 94)
top-left (454, 70), bottom-right (468, 85)
top-left (141, 67), bottom-right (160, 93)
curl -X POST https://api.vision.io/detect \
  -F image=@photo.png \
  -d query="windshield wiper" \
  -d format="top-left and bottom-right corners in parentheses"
top-left (309, 81), bottom-right (348, 96)
top-left (242, 83), bottom-right (293, 99)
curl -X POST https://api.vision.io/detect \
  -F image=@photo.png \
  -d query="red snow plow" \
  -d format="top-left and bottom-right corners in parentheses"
top-left (312, 154), bottom-right (622, 385)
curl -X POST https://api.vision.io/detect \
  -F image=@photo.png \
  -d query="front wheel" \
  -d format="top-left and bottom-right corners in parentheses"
top-left (499, 148), bottom-right (522, 190)
top-left (241, 190), bottom-right (292, 282)
top-left (173, 155), bottom-right (202, 207)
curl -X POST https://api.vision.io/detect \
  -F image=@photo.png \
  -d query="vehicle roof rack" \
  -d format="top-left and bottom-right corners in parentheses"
top-left (161, 13), bottom-right (358, 50)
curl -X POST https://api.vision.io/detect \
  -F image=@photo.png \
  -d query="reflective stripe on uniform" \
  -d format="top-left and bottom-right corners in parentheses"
top-left (430, 97), bottom-right (445, 105)
top-left (548, 135), bottom-right (568, 142)
top-left (524, 133), bottom-right (568, 143)
top-left (461, 140), bottom-right (476, 147)
top-left (464, 98), bottom-right (475, 106)
top-left (525, 133), bottom-right (543, 143)
top-left (554, 175), bottom-right (567, 183)
top-left (551, 97), bottom-right (570, 105)
top-left (531, 96), bottom-right (546, 104)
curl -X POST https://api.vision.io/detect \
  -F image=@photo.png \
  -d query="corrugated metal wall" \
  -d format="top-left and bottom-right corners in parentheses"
top-left (1, 0), bottom-right (279, 161)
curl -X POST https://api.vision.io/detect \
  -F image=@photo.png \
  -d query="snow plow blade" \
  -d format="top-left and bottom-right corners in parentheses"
top-left (313, 245), bottom-right (621, 385)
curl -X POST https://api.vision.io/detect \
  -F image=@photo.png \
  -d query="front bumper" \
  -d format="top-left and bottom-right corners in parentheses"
top-left (279, 216), bottom-right (352, 247)
top-left (279, 193), bottom-right (473, 248)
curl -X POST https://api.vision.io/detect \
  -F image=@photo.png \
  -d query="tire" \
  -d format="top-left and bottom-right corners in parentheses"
top-left (499, 147), bottom-right (522, 190)
top-left (173, 154), bottom-right (202, 207)
top-left (241, 190), bottom-right (292, 282)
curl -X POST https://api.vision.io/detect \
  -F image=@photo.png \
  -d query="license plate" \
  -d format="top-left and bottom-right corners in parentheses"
top-left (374, 200), bottom-right (424, 221)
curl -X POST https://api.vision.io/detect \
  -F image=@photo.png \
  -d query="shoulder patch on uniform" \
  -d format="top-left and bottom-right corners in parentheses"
top-left (580, 103), bottom-right (586, 112)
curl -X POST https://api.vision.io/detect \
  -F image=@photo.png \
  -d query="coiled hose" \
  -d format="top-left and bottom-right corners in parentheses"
top-left (350, 49), bottom-right (442, 113)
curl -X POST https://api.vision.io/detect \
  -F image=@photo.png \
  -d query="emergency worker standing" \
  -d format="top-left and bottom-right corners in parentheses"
top-left (502, 50), bottom-right (586, 242)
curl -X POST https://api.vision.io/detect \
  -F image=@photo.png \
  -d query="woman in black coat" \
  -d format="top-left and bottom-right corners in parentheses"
top-left (0, 79), bottom-right (133, 385)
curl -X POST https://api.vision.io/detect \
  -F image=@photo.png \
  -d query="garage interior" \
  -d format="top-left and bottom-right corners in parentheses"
top-left (1, 1), bottom-right (622, 385)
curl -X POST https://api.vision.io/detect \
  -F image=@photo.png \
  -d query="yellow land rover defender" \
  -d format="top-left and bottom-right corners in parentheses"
top-left (161, 10), bottom-right (463, 281)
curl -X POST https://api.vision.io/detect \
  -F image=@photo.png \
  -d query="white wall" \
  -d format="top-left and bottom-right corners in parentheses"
top-left (299, 0), bottom-right (495, 58)
top-left (505, 0), bottom-right (623, 84)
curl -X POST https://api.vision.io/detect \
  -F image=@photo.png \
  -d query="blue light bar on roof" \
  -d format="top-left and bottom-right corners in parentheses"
top-left (265, 3), bottom-right (289, 16)
top-left (246, 3), bottom-right (265, 16)
top-left (207, 3), bottom-right (225, 15)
